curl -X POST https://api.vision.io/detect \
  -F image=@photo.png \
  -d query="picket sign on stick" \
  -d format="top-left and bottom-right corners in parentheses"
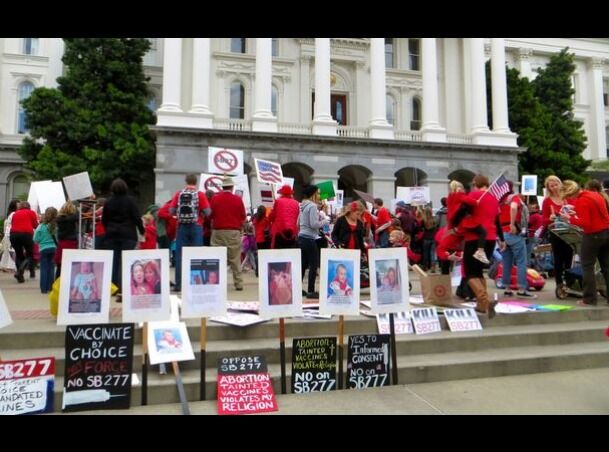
top-left (172, 361), bottom-right (191, 415)
top-left (338, 315), bottom-right (345, 390)
top-left (389, 313), bottom-right (398, 385)
top-left (279, 318), bottom-right (287, 394)
top-left (200, 318), bottom-right (207, 401)
top-left (142, 322), bottom-right (149, 406)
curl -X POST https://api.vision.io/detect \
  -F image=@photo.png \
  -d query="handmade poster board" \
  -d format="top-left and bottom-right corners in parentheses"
top-left (0, 290), bottom-right (12, 329)
top-left (319, 248), bottom-right (360, 316)
top-left (63, 172), bottom-right (94, 201)
top-left (346, 334), bottom-right (391, 389)
top-left (411, 307), bottom-right (442, 335)
top-left (180, 247), bottom-right (227, 318)
top-left (444, 308), bottom-right (483, 332)
top-left (0, 357), bottom-right (55, 415)
top-left (207, 146), bottom-right (244, 175)
top-left (147, 321), bottom-right (195, 365)
top-left (63, 323), bottom-right (134, 412)
top-left (376, 312), bottom-right (414, 335)
top-left (258, 249), bottom-right (302, 319)
top-left (368, 248), bottom-right (410, 314)
top-left (521, 175), bottom-right (538, 196)
top-left (291, 337), bottom-right (337, 393)
top-left (255, 158), bottom-right (283, 185)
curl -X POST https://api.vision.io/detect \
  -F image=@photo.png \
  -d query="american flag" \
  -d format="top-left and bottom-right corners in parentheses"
top-left (255, 159), bottom-right (283, 184)
top-left (488, 174), bottom-right (510, 201)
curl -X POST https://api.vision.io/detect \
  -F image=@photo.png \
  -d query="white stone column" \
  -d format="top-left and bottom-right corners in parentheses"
top-left (517, 47), bottom-right (533, 79)
top-left (189, 38), bottom-right (213, 128)
top-left (368, 38), bottom-right (394, 139)
top-left (252, 37), bottom-right (278, 132)
top-left (588, 58), bottom-right (607, 160)
top-left (312, 38), bottom-right (337, 136)
top-left (157, 38), bottom-right (184, 127)
top-left (490, 38), bottom-right (517, 146)
top-left (421, 38), bottom-right (446, 142)
top-left (470, 38), bottom-right (494, 145)
top-left (47, 38), bottom-right (64, 88)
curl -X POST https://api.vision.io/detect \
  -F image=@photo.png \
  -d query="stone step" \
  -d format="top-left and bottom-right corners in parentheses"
top-left (48, 341), bottom-right (609, 412)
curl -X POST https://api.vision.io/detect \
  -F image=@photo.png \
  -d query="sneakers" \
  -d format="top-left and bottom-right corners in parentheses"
top-left (516, 291), bottom-right (537, 299)
top-left (503, 290), bottom-right (514, 297)
top-left (473, 249), bottom-right (490, 264)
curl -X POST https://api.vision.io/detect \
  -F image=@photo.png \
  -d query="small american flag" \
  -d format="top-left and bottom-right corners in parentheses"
top-left (255, 159), bottom-right (283, 184)
top-left (488, 174), bottom-right (510, 201)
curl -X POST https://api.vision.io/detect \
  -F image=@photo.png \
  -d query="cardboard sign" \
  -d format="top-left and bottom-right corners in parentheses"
top-left (291, 337), bottom-right (337, 393)
top-left (0, 357), bottom-right (55, 415)
top-left (444, 308), bottom-right (483, 332)
top-left (413, 264), bottom-right (454, 307)
top-left (376, 312), bottom-right (414, 335)
top-left (316, 180), bottom-right (336, 201)
top-left (27, 180), bottom-right (51, 212)
top-left (521, 175), bottom-right (538, 196)
top-left (199, 172), bottom-right (224, 193)
top-left (217, 355), bottom-right (278, 415)
top-left (63, 172), bottom-right (93, 201)
top-left (37, 181), bottom-right (66, 212)
top-left (255, 158), bottom-right (283, 185)
top-left (411, 307), bottom-right (442, 335)
top-left (147, 321), bottom-right (195, 365)
top-left (63, 324), bottom-right (134, 412)
top-left (346, 334), bottom-right (390, 389)
top-left (0, 290), bottom-right (12, 329)
top-left (208, 146), bottom-right (244, 175)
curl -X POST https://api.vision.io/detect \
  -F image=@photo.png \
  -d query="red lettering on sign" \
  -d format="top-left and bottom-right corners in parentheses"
top-left (213, 150), bottom-right (238, 172)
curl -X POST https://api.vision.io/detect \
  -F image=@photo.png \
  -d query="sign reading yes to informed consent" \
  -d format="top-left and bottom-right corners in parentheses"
top-left (346, 334), bottom-right (390, 389)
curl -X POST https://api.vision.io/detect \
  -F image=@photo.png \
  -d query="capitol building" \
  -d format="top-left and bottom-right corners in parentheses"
top-left (0, 38), bottom-right (608, 213)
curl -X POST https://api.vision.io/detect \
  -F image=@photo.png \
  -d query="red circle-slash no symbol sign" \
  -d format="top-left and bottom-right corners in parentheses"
top-left (213, 149), bottom-right (238, 173)
top-left (204, 176), bottom-right (223, 192)
top-left (434, 285), bottom-right (447, 298)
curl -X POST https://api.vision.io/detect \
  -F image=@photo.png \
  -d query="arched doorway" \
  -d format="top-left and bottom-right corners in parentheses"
top-left (394, 167), bottom-right (427, 189)
top-left (282, 162), bottom-right (313, 201)
top-left (338, 165), bottom-right (372, 202)
top-left (448, 169), bottom-right (475, 191)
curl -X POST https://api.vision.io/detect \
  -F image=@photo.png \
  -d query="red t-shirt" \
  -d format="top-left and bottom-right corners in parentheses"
top-left (10, 209), bottom-right (38, 234)
top-left (499, 195), bottom-right (522, 233)
top-left (569, 190), bottom-right (609, 234)
top-left (464, 190), bottom-right (499, 241)
top-left (541, 197), bottom-right (563, 228)
top-left (169, 185), bottom-right (210, 227)
top-left (347, 223), bottom-right (357, 250)
top-left (209, 191), bottom-right (246, 230)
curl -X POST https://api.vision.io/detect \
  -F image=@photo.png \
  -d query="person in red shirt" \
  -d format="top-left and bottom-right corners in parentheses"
top-left (526, 201), bottom-right (543, 265)
top-left (9, 201), bottom-right (39, 283)
top-left (210, 176), bottom-right (246, 291)
top-left (168, 174), bottom-right (211, 292)
top-left (139, 214), bottom-right (157, 250)
top-left (560, 180), bottom-right (609, 305)
top-left (268, 185), bottom-right (299, 249)
top-left (372, 198), bottom-right (392, 248)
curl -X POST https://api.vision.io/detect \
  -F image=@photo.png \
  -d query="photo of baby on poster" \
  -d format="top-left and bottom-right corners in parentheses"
top-left (147, 321), bottom-right (195, 365)
top-left (368, 248), bottom-right (409, 314)
top-left (319, 248), bottom-right (360, 316)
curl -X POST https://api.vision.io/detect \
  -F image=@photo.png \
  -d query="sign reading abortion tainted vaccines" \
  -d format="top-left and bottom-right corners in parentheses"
top-left (0, 357), bottom-right (55, 415)
top-left (291, 337), bottom-right (337, 393)
top-left (216, 355), bottom-right (278, 415)
top-left (346, 334), bottom-right (391, 390)
top-left (63, 323), bottom-right (134, 412)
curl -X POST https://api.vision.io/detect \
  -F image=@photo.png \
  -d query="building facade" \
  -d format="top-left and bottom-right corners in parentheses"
top-left (1, 38), bottom-right (608, 215)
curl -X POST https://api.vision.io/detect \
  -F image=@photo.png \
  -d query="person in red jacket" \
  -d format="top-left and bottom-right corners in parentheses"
top-left (560, 180), bottom-right (609, 306)
top-left (9, 201), bottom-right (39, 283)
top-left (139, 214), bottom-right (157, 250)
top-left (268, 185), bottom-right (299, 249)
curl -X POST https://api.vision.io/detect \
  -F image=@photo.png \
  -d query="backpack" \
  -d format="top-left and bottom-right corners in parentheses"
top-left (507, 194), bottom-right (529, 236)
top-left (177, 188), bottom-right (199, 224)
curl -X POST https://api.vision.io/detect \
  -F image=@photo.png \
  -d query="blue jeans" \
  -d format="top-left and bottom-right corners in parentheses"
top-left (39, 248), bottom-right (56, 293)
top-left (175, 223), bottom-right (203, 290)
top-left (501, 233), bottom-right (528, 290)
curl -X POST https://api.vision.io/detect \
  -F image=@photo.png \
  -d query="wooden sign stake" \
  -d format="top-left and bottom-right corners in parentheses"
top-left (142, 322), bottom-right (149, 405)
top-left (389, 313), bottom-right (398, 385)
top-left (279, 318), bottom-right (287, 394)
top-left (200, 318), bottom-right (207, 401)
top-left (338, 315), bottom-right (345, 390)
top-left (172, 361), bottom-right (191, 415)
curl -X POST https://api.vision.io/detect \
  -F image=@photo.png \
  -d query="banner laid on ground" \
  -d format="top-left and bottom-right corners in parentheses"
top-left (147, 321), bottom-right (195, 365)
top-left (63, 324), bottom-right (134, 412)
top-left (57, 249), bottom-right (113, 326)
top-left (63, 171), bottom-right (94, 201)
top-left (255, 158), bottom-right (283, 185)
top-left (346, 334), bottom-right (390, 389)
top-left (0, 357), bottom-right (55, 415)
top-left (207, 146), bottom-right (244, 175)
top-left (180, 247), bottom-right (227, 319)
top-left (216, 355), bottom-right (278, 415)
top-left (122, 249), bottom-right (171, 323)
top-left (0, 290), bottom-right (12, 329)
top-left (258, 249), bottom-right (302, 319)
top-left (291, 337), bottom-right (337, 393)
top-left (319, 248), bottom-right (360, 316)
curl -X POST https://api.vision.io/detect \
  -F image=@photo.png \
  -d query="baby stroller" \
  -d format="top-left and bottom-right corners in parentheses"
top-left (549, 222), bottom-right (607, 299)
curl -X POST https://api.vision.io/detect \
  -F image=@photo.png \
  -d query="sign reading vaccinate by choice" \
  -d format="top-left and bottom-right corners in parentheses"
top-left (216, 355), bottom-right (278, 415)
top-left (63, 323), bottom-right (134, 412)
top-left (291, 337), bottom-right (337, 393)
top-left (0, 357), bottom-right (55, 415)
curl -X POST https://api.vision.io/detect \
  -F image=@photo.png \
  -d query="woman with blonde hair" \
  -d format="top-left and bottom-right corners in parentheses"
top-left (559, 180), bottom-right (609, 305)
top-left (541, 175), bottom-right (573, 291)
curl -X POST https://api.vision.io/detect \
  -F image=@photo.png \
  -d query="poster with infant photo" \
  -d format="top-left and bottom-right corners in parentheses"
top-left (258, 249), bottom-right (302, 319)
top-left (319, 248), bottom-right (360, 316)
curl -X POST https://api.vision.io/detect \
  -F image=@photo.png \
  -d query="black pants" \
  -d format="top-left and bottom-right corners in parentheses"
top-left (549, 233), bottom-right (573, 286)
top-left (274, 234), bottom-right (297, 249)
top-left (299, 236), bottom-right (319, 293)
top-left (10, 232), bottom-right (34, 276)
top-left (581, 229), bottom-right (609, 304)
top-left (463, 240), bottom-right (495, 280)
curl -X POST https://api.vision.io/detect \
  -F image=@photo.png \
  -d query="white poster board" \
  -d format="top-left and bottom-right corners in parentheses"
top-left (521, 175), bottom-right (538, 196)
top-left (57, 249), bottom-right (113, 326)
top-left (147, 321), bottom-right (195, 365)
top-left (27, 180), bottom-right (51, 213)
top-left (368, 248), bottom-right (410, 314)
top-left (395, 186), bottom-right (430, 205)
top-left (444, 308), bottom-right (483, 332)
top-left (199, 173), bottom-right (224, 194)
top-left (271, 176), bottom-right (294, 199)
top-left (122, 249), bottom-right (171, 323)
top-left (0, 290), bottom-right (13, 329)
top-left (376, 312), bottom-right (414, 335)
top-left (180, 246), bottom-right (227, 319)
top-left (411, 307), bottom-right (442, 335)
top-left (208, 146), bottom-right (244, 175)
top-left (233, 174), bottom-right (252, 211)
top-left (62, 172), bottom-right (94, 201)
top-left (37, 181), bottom-right (66, 212)
top-left (258, 249), bottom-right (302, 319)
top-left (255, 158), bottom-right (284, 186)
top-left (260, 183), bottom-right (275, 207)
top-left (319, 248), bottom-right (360, 316)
